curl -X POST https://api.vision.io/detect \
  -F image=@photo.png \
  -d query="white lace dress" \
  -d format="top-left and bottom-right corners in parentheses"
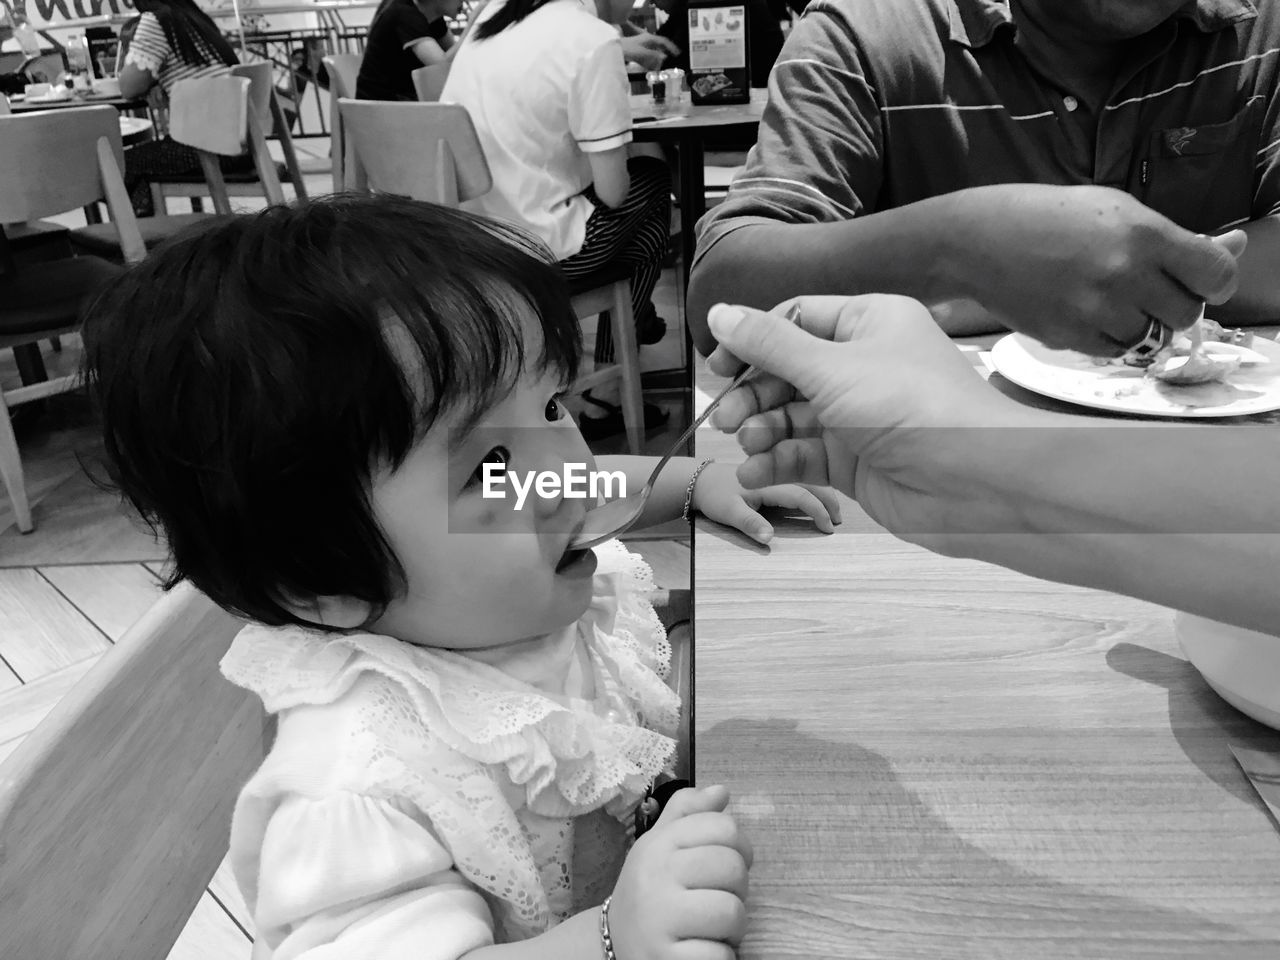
top-left (220, 539), bottom-right (680, 960)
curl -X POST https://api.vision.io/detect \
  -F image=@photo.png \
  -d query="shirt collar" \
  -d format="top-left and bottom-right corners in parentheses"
top-left (946, 0), bottom-right (1257, 49)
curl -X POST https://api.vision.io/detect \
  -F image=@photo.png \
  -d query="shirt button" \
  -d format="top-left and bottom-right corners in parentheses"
top-left (1063, 95), bottom-right (1079, 112)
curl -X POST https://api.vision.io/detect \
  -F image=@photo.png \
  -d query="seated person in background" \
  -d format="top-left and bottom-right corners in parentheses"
top-left (118, 0), bottom-right (254, 216)
top-left (355, 0), bottom-right (463, 100)
top-left (444, 0), bottom-right (675, 440)
top-left (687, 0), bottom-right (1280, 357)
top-left (654, 0), bottom-right (784, 88)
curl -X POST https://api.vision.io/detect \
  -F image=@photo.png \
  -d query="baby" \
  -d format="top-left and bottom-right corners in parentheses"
top-left (82, 196), bottom-right (837, 960)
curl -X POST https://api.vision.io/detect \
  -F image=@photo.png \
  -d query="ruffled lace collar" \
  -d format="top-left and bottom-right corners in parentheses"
top-left (221, 539), bottom-right (679, 820)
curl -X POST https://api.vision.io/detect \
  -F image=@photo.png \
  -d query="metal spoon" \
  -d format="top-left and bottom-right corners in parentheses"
top-left (567, 303), bottom-right (801, 551)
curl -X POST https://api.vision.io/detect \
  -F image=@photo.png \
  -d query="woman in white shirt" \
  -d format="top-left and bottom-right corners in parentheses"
top-left (443, 0), bottom-right (673, 439)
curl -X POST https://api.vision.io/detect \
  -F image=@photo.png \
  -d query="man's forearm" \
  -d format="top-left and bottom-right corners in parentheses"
top-left (687, 194), bottom-right (976, 355)
top-left (1212, 216), bottom-right (1280, 324)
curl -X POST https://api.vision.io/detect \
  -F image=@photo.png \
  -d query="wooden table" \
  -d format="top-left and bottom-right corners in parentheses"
top-left (692, 339), bottom-right (1280, 959)
top-left (7, 93), bottom-right (148, 114)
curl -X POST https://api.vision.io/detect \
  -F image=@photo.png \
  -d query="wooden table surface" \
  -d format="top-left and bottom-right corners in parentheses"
top-left (692, 336), bottom-right (1280, 959)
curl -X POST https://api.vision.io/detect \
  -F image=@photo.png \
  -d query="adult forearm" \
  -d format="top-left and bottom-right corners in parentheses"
top-left (934, 422), bottom-right (1280, 634)
top-left (1211, 216), bottom-right (1280, 324)
top-left (687, 194), bottom-right (974, 356)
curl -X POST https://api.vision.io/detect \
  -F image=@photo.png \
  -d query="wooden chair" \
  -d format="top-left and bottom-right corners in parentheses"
top-left (339, 98), bottom-right (646, 454)
top-left (0, 104), bottom-right (144, 532)
top-left (321, 52), bottom-right (362, 193)
top-left (68, 75), bottom-right (263, 260)
top-left (150, 62), bottom-right (303, 213)
top-left (0, 583), bottom-right (267, 959)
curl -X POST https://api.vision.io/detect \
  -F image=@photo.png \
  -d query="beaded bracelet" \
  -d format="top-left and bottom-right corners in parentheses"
top-left (599, 895), bottom-right (618, 960)
top-left (681, 458), bottom-right (715, 521)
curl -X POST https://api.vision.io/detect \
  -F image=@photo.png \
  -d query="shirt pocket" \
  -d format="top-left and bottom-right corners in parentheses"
top-left (1135, 98), bottom-right (1262, 234)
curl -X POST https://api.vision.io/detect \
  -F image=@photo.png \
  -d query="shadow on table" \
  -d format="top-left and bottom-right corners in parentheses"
top-left (698, 716), bottom-right (1266, 959)
top-left (1106, 641), bottom-right (1276, 812)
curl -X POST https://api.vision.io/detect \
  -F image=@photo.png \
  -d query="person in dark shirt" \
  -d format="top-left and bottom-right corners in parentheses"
top-left (654, 0), bottom-right (784, 88)
top-left (356, 0), bottom-right (462, 101)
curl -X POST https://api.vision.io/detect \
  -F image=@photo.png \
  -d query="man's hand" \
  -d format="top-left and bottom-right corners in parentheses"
top-left (620, 31), bottom-right (680, 72)
top-left (950, 184), bottom-right (1247, 356)
top-left (608, 784), bottom-right (751, 960)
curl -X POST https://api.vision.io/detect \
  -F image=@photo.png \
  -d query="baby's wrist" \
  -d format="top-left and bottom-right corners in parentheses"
top-left (681, 458), bottom-right (716, 521)
top-left (599, 895), bottom-right (619, 960)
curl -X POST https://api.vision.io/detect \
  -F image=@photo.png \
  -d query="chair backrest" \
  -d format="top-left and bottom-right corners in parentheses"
top-left (322, 53), bottom-right (362, 193)
top-left (230, 61), bottom-right (307, 200)
top-left (170, 74), bottom-right (249, 156)
top-left (412, 62), bottom-right (450, 102)
top-left (169, 74), bottom-right (252, 215)
top-left (0, 97), bottom-right (10, 116)
top-left (0, 105), bottom-right (125, 222)
top-left (338, 98), bottom-right (491, 205)
top-left (0, 104), bottom-right (145, 262)
top-left (0, 583), bottom-right (268, 960)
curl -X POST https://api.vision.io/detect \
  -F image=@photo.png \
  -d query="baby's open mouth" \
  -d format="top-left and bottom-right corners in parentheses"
top-left (556, 547), bottom-right (588, 573)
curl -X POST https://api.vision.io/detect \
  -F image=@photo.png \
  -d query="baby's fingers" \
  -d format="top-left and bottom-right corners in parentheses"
top-left (716, 495), bottom-right (775, 545)
top-left (673, 845), bottom-right (750, 900)
top-left (748, 485), bottom-right (837, 533)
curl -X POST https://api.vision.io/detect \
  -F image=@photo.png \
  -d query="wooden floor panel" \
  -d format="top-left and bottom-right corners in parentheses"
top-left (0, 569), bottom-right (110, 680)
top-left (39, 563), bottom-right (165, 642)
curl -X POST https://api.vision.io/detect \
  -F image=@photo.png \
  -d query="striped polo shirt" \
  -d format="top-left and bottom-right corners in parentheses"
top-left (695, 0), bottom-right (1280, 266)
top-left (124, 12), bottom-right (232, 98)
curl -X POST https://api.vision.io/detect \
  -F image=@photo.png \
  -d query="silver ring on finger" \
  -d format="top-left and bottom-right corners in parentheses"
top-left (1121, 315), bottom-right (1173, 367)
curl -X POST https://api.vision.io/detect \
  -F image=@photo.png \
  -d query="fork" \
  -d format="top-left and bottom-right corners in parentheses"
top-left (567, 304), bottom-right (801, 550)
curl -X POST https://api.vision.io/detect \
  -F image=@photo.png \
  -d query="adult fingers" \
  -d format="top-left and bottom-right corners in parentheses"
top-left (737, 439), bottom-right (832, 490)
top-left (735, 401), bottom-right (822, 454)
top-left (705, 295), bottom-right (872, 382)
top-left (710, 373), bottom-right (797, 433)
top-left (1162, 228), bottom-right (1245, 304)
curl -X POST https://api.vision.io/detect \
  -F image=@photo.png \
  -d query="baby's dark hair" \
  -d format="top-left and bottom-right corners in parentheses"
top-left (82, 195), bottom-right (581, 627)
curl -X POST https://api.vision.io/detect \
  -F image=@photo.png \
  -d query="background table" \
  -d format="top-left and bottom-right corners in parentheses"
top-left (631, 99), bottom-right (763, 285)
top-left (7, 93), bottom-right (148, 114)
top-left (693, 338), bottom-right (1280, 959)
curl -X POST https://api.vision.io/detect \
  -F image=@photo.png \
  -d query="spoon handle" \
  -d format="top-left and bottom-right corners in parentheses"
top-left (641, 304), bottom-right (801, 494)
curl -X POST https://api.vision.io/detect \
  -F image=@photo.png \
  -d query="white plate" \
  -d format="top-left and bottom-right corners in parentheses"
top-left (1175, 612), bottom-right (1280, 730)
top-left (989, 332), bottom-right (1280, 418)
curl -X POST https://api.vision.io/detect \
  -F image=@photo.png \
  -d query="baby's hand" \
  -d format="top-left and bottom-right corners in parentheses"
top-left (608, 784), bottom-right (752, 960)
top-left (693, 462), bottom-right (841, 544)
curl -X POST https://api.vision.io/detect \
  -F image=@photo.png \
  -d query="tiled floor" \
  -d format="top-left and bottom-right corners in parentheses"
top-left (0, 136), bottom-right (692, 957)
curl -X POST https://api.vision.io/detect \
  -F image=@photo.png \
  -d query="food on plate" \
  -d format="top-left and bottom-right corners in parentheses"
top-left (1148, 319), bottom-right (1240, 385)
top-left (693, 73), bottom-right (732, 96)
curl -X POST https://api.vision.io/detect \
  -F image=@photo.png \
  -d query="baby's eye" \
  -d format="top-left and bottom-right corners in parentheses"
top-left (470, 446), bottom-right (510, 485)
top-left (545, 396), bottom-right (567, 422)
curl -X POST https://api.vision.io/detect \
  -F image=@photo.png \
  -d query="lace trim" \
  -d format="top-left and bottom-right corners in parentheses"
top-left (123, 46), bottom-right (163, 76)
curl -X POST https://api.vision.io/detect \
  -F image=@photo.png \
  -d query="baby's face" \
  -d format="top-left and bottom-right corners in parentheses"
top-left (366, 362), bottom-right (599, 650)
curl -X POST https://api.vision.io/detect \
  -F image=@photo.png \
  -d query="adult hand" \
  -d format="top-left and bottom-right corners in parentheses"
top-left (608, 784), bottom-right (751, 960)
top-left (705, 295), bottom-right (1030, 542)
top-left (620, 31), bottom-right (680, 72)
top-left (950, 184), bottom-right (1247, 356)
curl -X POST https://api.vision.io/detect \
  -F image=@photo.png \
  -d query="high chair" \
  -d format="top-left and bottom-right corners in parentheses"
top-left (338, 98), bottom-right (647, 454)
top-left (0, 583), bottom-right (266, 959)
top-left (0, 104), bottom-right (144, 532)
top-left (0, 585), bottom-right (690, 956)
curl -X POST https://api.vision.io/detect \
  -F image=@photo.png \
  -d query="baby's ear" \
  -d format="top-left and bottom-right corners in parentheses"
top-left (277, 592), bottom-right (373, 630)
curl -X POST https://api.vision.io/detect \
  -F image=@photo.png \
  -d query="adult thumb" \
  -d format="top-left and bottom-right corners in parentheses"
top-left (1212, 228), bottom-right (1248, 259)
top-left (708, 303), bottom-right (830, 398)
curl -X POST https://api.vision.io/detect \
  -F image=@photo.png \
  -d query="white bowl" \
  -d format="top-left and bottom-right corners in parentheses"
top-left (1175, 611), bottom-right (1280, 730)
